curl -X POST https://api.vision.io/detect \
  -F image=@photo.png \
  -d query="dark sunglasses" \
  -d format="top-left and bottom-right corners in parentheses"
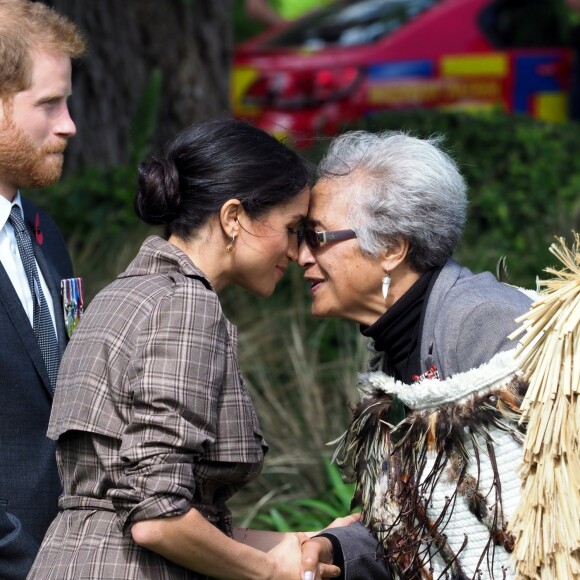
top-left (298, 226), bottom-right (357, 249)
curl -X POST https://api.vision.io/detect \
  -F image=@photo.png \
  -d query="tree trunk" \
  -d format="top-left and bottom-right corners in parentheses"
top-left (37, 0), bottom-right (233, 171)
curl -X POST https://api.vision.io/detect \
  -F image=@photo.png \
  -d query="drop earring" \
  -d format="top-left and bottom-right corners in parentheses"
top-left (226, 234), bottom-right (236, 254)
top-left (382, 271), bottom-right (391, 300)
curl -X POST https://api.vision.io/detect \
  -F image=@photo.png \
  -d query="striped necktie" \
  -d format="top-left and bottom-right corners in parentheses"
top-left (9, 206), bottom-right (59, 390)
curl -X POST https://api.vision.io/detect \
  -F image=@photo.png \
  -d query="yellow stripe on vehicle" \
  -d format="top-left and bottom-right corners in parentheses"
top-left (441, 54), bottom-right (508, 77)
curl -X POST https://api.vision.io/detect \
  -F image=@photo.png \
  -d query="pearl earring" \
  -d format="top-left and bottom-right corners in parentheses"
top-left (382, 272), bottom-right (391, 300)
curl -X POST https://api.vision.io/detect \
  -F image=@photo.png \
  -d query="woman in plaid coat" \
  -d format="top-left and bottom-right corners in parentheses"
top-left (28, 119), bottom-right (344, 579)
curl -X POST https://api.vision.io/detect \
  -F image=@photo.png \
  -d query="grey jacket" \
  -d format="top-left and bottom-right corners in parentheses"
top-left (321, 259), bottom-right (533, 579)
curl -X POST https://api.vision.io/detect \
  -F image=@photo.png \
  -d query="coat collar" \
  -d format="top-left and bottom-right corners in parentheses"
top-left (119, 235), bottom-right (214, 291)
top-left (419, 258), bottom-right (473, 371)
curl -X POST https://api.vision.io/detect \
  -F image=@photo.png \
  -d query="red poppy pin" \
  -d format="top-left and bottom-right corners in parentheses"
top-left (35, 212), bottom-right (43, 245)
top-left (412, 365), bottom-right (440, 383)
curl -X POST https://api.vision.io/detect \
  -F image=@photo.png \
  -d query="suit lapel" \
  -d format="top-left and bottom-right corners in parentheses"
top-left (0, 261), bottom-right (53, 393)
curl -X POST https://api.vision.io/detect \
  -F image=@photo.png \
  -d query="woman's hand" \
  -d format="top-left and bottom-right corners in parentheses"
top-left (324, 512), bottom-right (360, 530)
top-left (299, 512), bottom-right (360, 579)
top-left (301, 512), bottom-right (361, 539)
top-left (264, 533), bottom-right (305, 579)
top-left (300, 537), bottom-right (336, 580)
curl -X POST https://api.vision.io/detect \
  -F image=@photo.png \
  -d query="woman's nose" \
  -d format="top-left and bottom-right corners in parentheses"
top-left (297, 240), bottom-right (314, 268)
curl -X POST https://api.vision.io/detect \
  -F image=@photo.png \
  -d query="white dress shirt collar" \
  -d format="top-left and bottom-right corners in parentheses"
top-left (0, 191), bottom-right (23, 230)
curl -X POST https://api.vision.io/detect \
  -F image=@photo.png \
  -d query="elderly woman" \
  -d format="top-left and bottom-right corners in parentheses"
top-left (298, 130), bottom-right (533, 579)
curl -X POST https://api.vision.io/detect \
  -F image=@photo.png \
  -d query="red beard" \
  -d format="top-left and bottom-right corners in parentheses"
top-left (0, 118), bottom-right (67, 191)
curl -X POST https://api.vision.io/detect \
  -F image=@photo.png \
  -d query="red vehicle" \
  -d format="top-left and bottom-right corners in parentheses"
top-left (232, 0), bottom-right (572, 145)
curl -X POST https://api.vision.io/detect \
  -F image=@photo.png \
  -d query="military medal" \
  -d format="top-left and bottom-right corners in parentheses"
top-left (61, 277), bottom-right (84, 337)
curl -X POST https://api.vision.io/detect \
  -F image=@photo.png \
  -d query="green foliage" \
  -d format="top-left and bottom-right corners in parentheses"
top-left (233, 0), bottom-right (267, 44)
top-left (304, 110), bottom-right (580, 288)
top-left (248, 460), bottom-right (356, 532)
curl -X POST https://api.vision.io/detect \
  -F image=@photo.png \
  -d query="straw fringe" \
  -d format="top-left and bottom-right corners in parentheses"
top-left (508, 232), bottom-right (580, 579)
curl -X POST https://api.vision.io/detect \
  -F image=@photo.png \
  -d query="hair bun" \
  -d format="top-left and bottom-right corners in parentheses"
top-left (135, 157), bottom-right (180, 225)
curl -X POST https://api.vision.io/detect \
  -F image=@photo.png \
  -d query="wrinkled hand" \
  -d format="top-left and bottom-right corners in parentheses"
top-left (323, 512), bottom-right (360, 530)
top-left (299, 513), bottom-right (360, 579)
top-left (300, 536), bottom-right (337, 580)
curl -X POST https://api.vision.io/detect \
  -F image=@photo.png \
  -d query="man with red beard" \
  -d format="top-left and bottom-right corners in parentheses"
top-left (0, 1), bottom-right (85, 577)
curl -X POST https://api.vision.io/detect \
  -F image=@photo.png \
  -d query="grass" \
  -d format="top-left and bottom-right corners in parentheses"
top-left (250, 460), bottom-right (357, 532)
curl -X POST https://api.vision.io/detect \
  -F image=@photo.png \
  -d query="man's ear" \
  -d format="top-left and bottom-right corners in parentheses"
top-left (219, 199), bottom-right (242, 238)
top-left (380, 237), bottom-right (410, 273)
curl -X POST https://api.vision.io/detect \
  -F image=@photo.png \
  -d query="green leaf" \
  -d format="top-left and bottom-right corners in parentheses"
top-left (267, 508), bottom-right (293, 533)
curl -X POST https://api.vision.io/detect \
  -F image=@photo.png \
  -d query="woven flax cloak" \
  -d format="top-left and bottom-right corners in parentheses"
top-left (334, 348), bottom-right (526, 579)
top-left (333, 234), bottom-right (580, 579)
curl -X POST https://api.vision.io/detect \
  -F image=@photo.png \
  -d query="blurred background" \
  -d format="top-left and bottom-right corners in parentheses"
top-left (26, 0), bottom-right (580, 530)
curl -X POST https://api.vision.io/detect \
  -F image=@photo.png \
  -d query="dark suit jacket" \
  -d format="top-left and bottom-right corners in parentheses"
top-left (0, 198), bottom-right (73, 579)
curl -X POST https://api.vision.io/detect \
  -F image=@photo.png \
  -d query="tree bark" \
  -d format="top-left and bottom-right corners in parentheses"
top-left (37, 0), bottom-right (233, 171)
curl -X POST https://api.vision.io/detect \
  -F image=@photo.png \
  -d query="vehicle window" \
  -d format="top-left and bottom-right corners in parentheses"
top-left (261, 0), bottom-right (439, 49)
top-left (479, 0), bottom-right (568, 48)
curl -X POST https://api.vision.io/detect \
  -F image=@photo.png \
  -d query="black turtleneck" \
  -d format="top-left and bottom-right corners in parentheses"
top-left (361, 267), bottom-right (441, 384)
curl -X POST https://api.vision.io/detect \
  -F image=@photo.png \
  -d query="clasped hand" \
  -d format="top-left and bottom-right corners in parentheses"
top-left (258, 512), bottom-right (360, 579)
top-left (299, 513), bottom-right (360, 580)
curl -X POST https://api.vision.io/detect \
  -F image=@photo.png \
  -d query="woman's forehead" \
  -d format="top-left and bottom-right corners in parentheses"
top-left (308, 177), bottom-right (350, 226)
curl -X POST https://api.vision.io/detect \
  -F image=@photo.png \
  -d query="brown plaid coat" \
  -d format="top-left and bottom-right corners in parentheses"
top-left (28, 236), bottom-right (267, 579)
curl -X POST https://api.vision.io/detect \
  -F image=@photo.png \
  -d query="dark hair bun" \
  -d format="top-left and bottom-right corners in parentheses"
top-left (135, 158), bottom-right (180, 225)
top-left (133, 119), bottom-right (308, 239)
